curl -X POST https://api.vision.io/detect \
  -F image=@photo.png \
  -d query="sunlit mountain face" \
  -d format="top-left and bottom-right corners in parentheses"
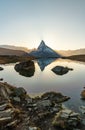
top-left (28, 40), bottom-right (61, 58)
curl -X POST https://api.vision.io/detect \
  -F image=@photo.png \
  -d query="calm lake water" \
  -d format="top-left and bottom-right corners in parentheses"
top-left (0, 58), bottom-right (85, 112)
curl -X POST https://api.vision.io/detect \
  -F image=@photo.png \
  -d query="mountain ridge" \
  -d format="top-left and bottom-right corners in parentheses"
top-left (0, 45), bottom-right (29, 52)
top-left (0, 48), bottom-right (27, 56)
top-left (57, 48), bottom-right (85, 56)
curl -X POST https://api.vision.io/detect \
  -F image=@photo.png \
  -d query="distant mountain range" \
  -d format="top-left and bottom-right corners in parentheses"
top-left (0, 43), bottom-right (85, 57)
top-left (0, 45), bottom-right (29, 52)
top-left (57, 49), bottom-right (85, 56)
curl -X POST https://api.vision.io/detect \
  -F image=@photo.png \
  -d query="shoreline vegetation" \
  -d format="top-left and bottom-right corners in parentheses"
top-left (0, 55), bottom-right (85, 64)
top-left (0, 55), bottom-right (34, 64)
top-left (66, 55), bottom-right (85, 62)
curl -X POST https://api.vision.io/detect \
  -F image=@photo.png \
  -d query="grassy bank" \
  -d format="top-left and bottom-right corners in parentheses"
top-left (0, 55), bottom-right (85, 64)
top-left (67, 55), bottom-right (85, 62)
top-left (0, 55), bottom-right (34, 64)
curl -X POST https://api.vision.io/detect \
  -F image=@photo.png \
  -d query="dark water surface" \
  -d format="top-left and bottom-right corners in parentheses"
top-left (0, 58), bottom-right (85, 112)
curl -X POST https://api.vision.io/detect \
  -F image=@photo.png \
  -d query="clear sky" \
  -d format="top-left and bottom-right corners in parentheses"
top-left (0, 0), bottom-right (85, 50)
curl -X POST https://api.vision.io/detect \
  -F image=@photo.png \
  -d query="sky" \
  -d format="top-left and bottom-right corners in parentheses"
top-left (0, 0), bottom-right (85, 50)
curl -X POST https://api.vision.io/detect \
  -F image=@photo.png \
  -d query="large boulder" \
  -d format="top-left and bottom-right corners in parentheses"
top-left (11, 87), bottom-right (27, 103)
top-left (52, 66), bottom-right (73, 75)
top-left (0, 82), bottom-right (13, 101)
top-left (0, 67), bottom-right (3, 71)
top-left (12, 87), bottom-right (27, 97)
top-left (0, 78), bottom-right (3, 81)
top-left (14, 60), bottom-right (35, 77)
top-left (52, 108), bottom-right (81, 130)
top-left (41, 92), bottom-right (70, 103)
top-left (0, 102), bottom-right (20, 129)
top-left (81, 90), bottom-right (85, 99)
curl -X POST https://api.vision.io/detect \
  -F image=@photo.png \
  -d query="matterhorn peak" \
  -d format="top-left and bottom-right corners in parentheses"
top-left (28, 41), bottom-right (61, 58)
top-left (40, 40), bottom-right (46, 46)
top-left (38, 40), bottom-right (46, 51)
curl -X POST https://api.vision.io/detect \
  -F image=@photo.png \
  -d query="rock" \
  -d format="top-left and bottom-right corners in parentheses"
top-left (28, 40), bottom-right (61, 58)
top-left (15, 116), bottom-right (30, 130)
top-left (79, 106), bottom-right (85, 114)
top-left (51, 104), bottom-right (61, 113)
top-left (82, 119), bottom-right (85, 125)
top-left (0, 102), bottom-right (20, 129)
top-left (28, 92), bottom-right (70, 126)
top-left (0, 78), bottom-right (3, 81)
top-left (0, 108), bottom-right (14, 119)
top-left (0, 82), bottom-right (15, 101)
top-left (41, 91), bottom-right (70, 103)
top-left (16, 124), bottom-right (40, 130)
top-left (0, 103), bottom-right (12, 111)
top-left (73, 129), bottom-right (80, 130)
top-left (36, 100), bottom-right (52, 108)
top-left (13, 87), bottom-right (27, 97)
top-left (29, 126), bottom-right (40, 130)
top-left (0, 83), bottom-right (23, 129)
top-left (0, 116), bottom-right (12, 123)
top-left (6, 119), bottom-right (18, 127)
top-left (14, 60), bottom-right (35, 77)
top-left (25, 96), bottom-right (32, 104)
top-left (52, 108), bottom-right (81, 130)
top-left (0, 67), bottom-right (3, 71)
top-left (52, 66), bottom-right (73, 75)
top-left (81, 90), bottom-right (85, 99)
top-left (0, 82), bottom-right (82, 130)
top-left (0, 84), bottom-right (9, 100)
top-left (13, 97), bottom-right (21, 102)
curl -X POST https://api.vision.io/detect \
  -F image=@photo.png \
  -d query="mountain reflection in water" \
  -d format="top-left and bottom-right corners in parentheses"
top-left (14, 58), bottom-right (57, 77)
top-left (37, 58), bottom-right (57, 71)
top-left (14, 58), bottom-right (73, 77)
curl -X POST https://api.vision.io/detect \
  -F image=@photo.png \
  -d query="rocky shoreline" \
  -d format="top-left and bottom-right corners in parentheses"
top-left (0, 82), bottom-right (85, 130)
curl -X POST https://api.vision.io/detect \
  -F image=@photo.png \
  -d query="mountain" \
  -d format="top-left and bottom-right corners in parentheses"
top-left (28, 40), bottom-right (61, 58)
top-left (0, 48), bottom-right (27, 56)
top-left (0, 45), bottom-right (29, 52)
top-left (57, 49), bottom-right (85, 56)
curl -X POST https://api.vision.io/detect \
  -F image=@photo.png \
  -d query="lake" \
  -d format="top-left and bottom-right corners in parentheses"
top-left (0, 58), bottom-right (85, 112)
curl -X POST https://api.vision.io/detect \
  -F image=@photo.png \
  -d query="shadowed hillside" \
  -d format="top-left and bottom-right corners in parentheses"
top-left (0, 45), bottom-right (29, 52)
top-left (67, 55), bottom-right (85, 62)
top-left (0, 45), bottom-right (35, 52)
top-left (0, 48), bottom-right (27, 56)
